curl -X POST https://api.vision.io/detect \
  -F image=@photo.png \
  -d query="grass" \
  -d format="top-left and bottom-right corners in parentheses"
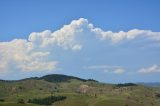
top-left (0, 74), bottom-right (160, 106)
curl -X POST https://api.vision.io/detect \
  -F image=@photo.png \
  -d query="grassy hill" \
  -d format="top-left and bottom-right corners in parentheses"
top-left (0, 74), bottom-right (160, 106)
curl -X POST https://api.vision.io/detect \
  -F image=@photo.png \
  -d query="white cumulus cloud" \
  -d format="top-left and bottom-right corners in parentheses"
top-left (0, 39), bottom-right (58, 73)
top-left (138, 64), bottom-right (160, 74)
top-left (0, 18), bottom-right (160, 74)
top-left (93, 29), bottom-right (160, 43)
top-left (113, 68), bottom-right (125, 74)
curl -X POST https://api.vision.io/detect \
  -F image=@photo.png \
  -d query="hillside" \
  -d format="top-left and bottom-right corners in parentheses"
top-left (0, 74), bottom-right (160, 106)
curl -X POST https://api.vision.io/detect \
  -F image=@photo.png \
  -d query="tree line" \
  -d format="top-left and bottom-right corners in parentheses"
top-left (28, 95), bottom-right (66, 105)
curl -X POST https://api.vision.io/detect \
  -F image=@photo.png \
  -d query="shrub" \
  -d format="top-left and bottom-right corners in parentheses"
top-left (116, 83), bottom-right (137, 87)
top-left (0, 99), bottom-right (5, 102)
top-left (156, 93), bottom-right (160, 98)
top-left (17, 99), bottom-right (25, 104)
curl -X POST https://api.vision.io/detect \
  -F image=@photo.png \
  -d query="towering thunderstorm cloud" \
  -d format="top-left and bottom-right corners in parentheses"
top-left (0, 18), bottom-right (160, 74)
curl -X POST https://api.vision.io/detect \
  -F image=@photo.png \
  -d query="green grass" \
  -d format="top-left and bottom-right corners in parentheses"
top-left (0, 74), bottom-right (160, 106)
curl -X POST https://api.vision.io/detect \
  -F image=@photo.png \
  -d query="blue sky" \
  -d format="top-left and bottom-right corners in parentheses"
top-left (0, 0), bottom-right (160, 83)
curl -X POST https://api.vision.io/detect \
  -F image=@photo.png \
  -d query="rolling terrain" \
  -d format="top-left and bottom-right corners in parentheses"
top-left (0, 74), bottom-right (160, 106)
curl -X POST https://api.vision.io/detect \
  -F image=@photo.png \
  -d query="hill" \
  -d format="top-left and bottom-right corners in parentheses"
top-left (0, 74), bottom-right (160, 106)
top-left (39, 74), bottom-right (88, 83)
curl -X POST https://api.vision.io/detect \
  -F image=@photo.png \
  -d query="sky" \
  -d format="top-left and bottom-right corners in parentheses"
top-left (0, 0), bottom-right (160, 83)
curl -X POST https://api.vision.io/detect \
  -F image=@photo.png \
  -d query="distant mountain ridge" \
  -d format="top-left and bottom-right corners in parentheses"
top-left (138, 82), bottom-right (160, 88)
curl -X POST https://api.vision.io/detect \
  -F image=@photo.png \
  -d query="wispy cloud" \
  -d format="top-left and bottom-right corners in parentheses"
top-left (85, 65), bottom-right (125, 74)
top-left (86, 65), bottom-right (119, 70)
